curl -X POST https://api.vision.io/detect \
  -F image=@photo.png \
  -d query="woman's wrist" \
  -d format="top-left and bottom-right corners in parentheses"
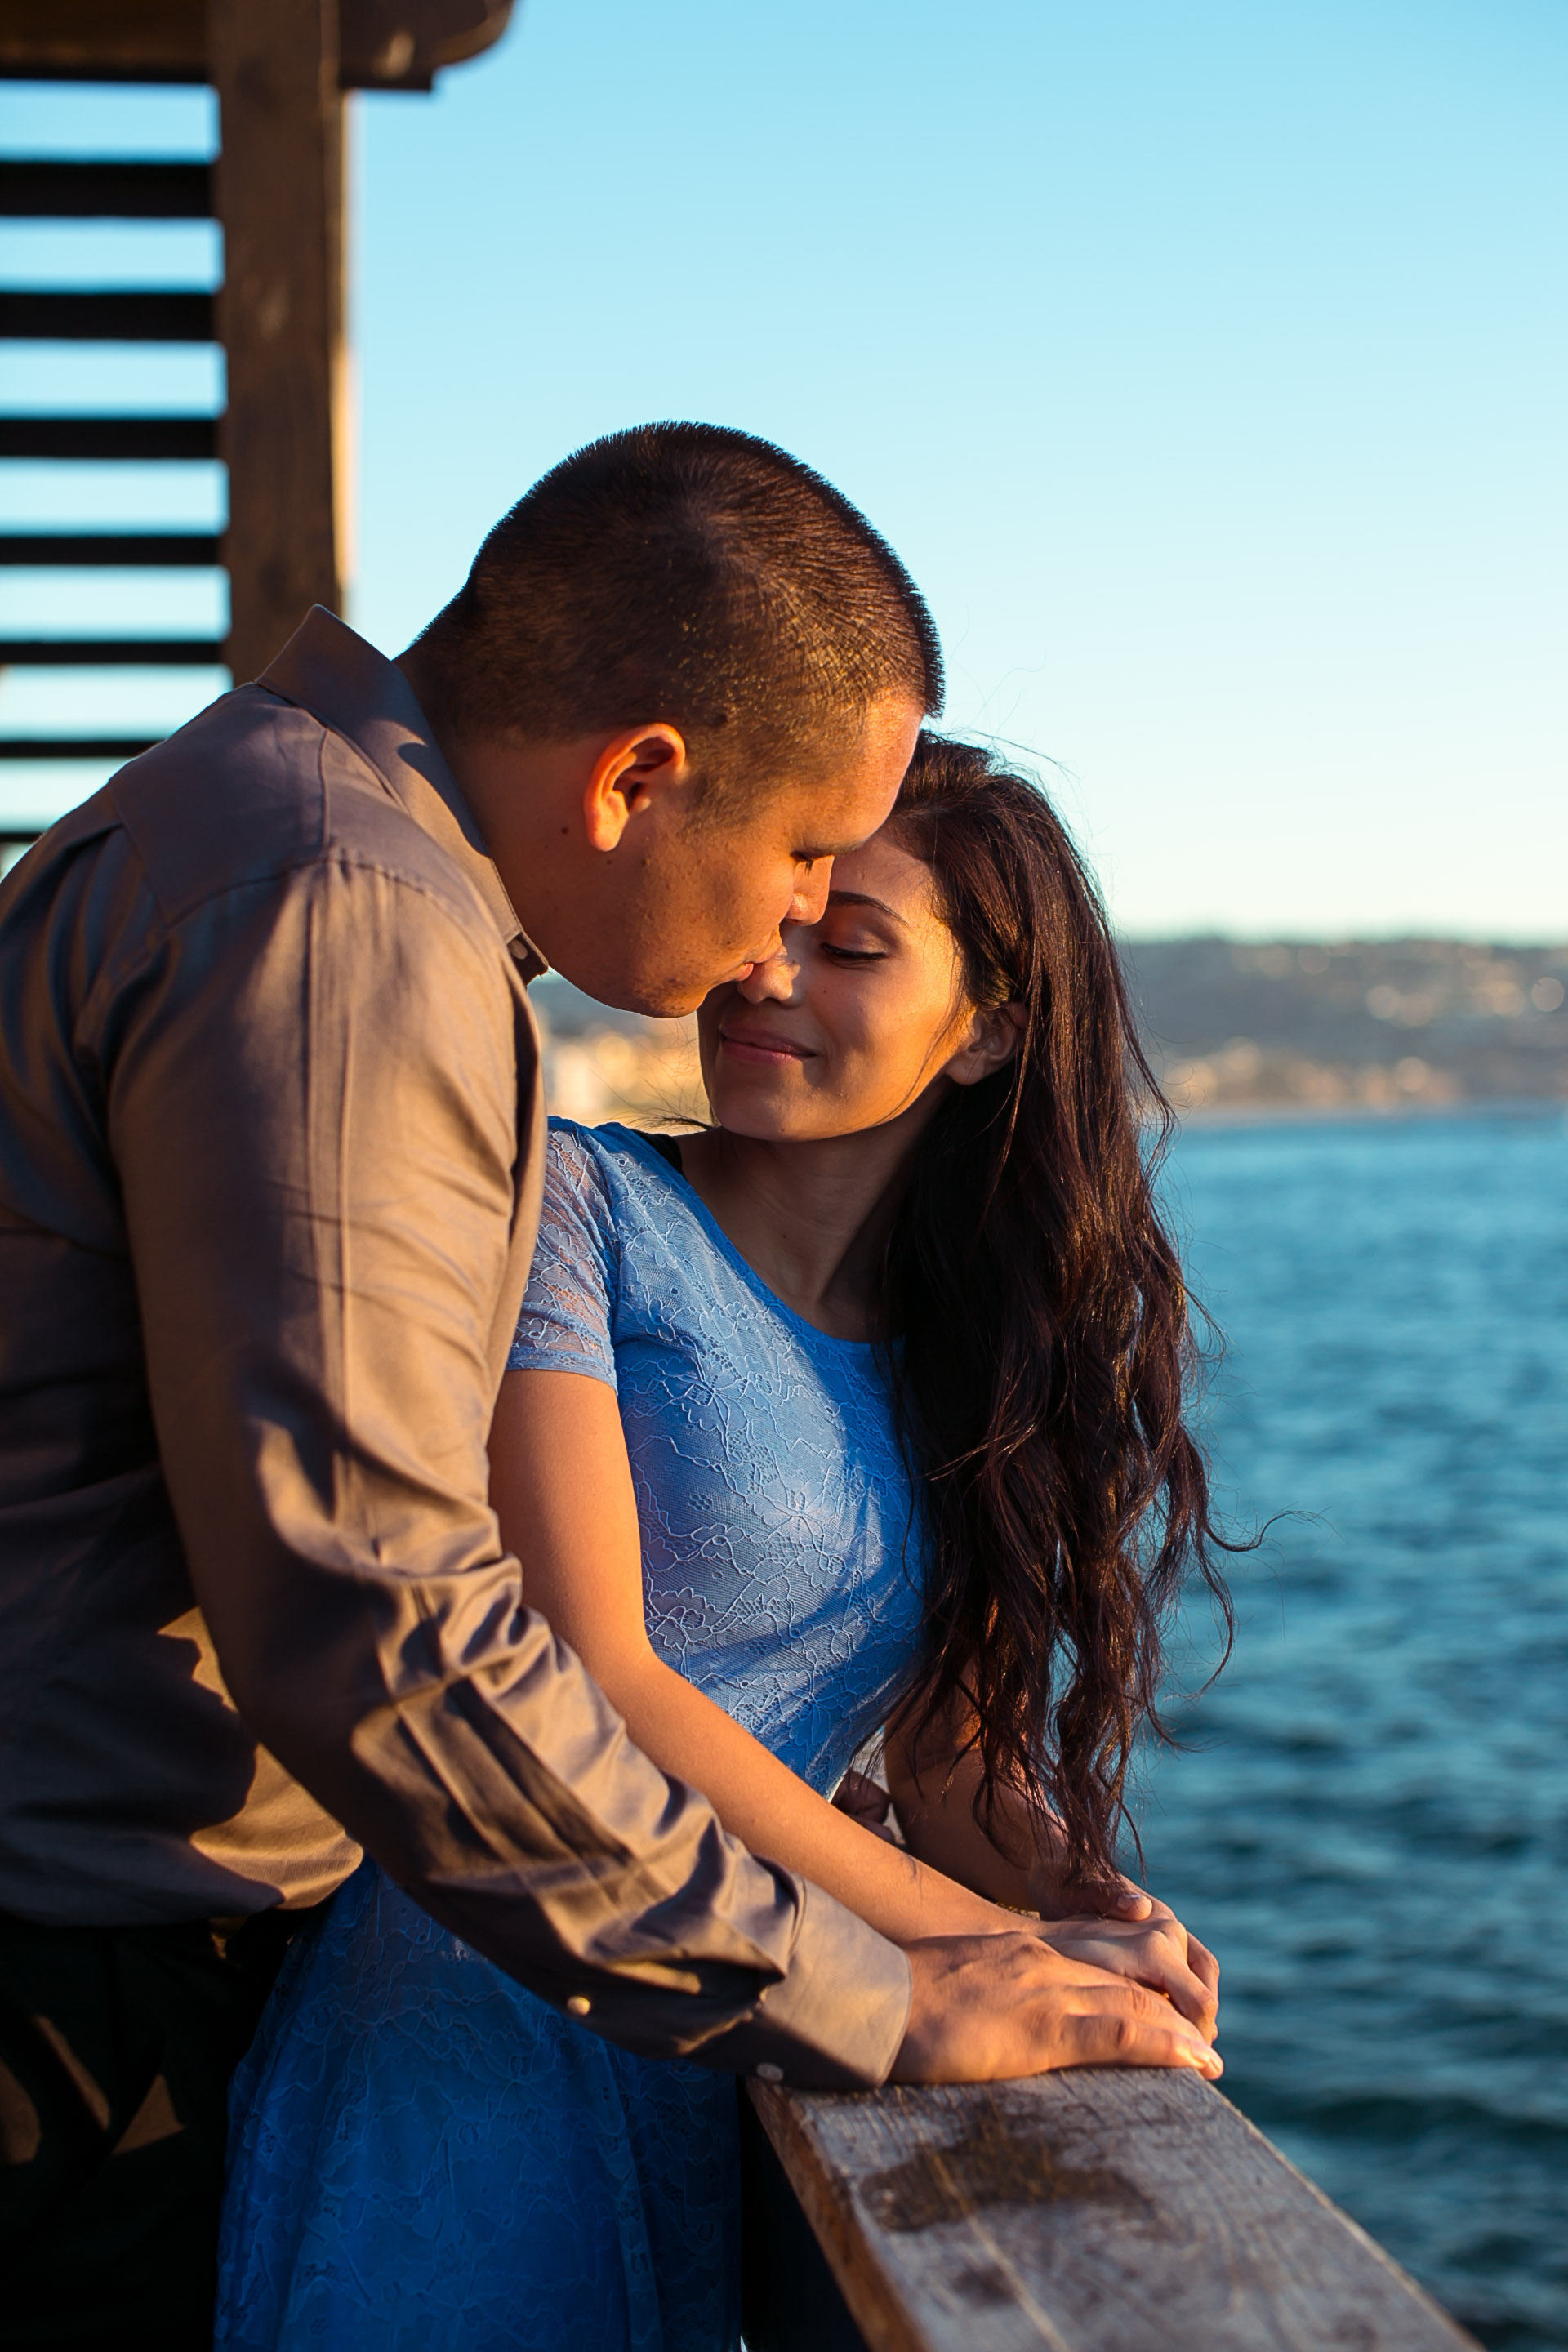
top-left (913, 1875), bottom-right (1027, 1940)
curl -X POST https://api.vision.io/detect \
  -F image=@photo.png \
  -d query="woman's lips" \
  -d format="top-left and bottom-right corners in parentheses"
top-left (719, 1028), bottom-right (814, 1067)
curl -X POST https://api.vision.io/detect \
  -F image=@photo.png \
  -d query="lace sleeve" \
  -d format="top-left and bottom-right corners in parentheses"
top-left (506, 1125), bottom-right (618, 1389)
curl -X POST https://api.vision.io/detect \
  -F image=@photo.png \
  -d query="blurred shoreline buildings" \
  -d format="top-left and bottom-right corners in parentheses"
top-left (1125, 938), bottom-right (1568, 1116)
top-left (535, 938), bottom-right (1568, 1129)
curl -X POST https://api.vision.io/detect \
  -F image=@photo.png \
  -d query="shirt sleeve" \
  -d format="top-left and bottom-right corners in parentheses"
top-left (105, 842), bottom-right (911, 2090)
top-left (506, 1127), bottom-right (618, 1388)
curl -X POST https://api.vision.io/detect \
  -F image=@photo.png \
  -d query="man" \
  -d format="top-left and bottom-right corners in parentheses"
top-left (0, 425), bottom-right (1218, 2346)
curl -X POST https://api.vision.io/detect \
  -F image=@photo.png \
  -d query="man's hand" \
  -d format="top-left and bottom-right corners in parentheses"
top-left (890, 1932), bottom-right (1224, 2084)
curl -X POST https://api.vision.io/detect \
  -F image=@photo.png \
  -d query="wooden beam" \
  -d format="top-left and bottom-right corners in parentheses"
top-left (0, 0), bottom-right (514, 90)
top-left (748, 2071), bottom-right (1479, 2352)
top-left (209, 0), bottom-right (345, 683)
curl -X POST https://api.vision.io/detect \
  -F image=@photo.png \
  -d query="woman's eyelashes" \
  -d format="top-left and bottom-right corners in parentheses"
top-left (818, 940), bottom-right (889, 965)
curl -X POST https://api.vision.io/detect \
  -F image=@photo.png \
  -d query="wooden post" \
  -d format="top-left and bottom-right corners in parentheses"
top-left (209, 0), bottom-right (345, 683)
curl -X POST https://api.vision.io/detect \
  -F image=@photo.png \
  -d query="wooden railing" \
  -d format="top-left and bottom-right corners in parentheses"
top-left (742, 2069), bottom-right (1479, 2352)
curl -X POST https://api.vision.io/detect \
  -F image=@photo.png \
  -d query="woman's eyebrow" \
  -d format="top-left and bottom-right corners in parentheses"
top-left (826, 889), bottom-right (905, 924)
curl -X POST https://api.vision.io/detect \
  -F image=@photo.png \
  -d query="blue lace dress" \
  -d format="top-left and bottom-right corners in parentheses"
top-left (216, 1120), bottom-right (928, 2352)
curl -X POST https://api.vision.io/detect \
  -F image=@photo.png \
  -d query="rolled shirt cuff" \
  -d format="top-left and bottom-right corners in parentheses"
top-left (691, 1878), bottom-right (913, 2091)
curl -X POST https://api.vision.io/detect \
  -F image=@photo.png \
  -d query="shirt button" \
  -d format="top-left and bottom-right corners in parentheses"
top-left (566, 1994), bottom-right (591, 2017)
top-left (755, 2062), bottom-right (784, 2082)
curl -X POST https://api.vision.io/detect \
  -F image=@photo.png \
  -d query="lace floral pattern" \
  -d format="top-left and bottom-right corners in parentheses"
top-left (218, 1864), bottom-right (739, 2350)
top-left (216, 1121), bottom-right (929, 2351)
top-left (510, 1123), bottom-right (928, 1793)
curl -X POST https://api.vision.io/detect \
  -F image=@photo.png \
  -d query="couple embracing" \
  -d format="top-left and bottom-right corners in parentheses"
top-left (0, 424), bottom-right (1227, 2352)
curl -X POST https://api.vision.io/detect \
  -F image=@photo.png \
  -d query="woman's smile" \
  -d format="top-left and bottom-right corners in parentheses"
top-left (717, 1022), bottom-right (817, 1067)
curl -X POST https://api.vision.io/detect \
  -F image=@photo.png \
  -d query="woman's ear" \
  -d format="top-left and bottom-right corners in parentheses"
top-left (945, 1001), bottom-right (1025, 1089)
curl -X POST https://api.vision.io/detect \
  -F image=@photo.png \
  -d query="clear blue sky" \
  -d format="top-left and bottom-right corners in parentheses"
top-left (2, 1), bottom-right (1563, 936)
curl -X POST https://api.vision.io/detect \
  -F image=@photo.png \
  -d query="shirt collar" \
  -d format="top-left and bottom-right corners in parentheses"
top-left (260, 606), bottom-right (548, 982)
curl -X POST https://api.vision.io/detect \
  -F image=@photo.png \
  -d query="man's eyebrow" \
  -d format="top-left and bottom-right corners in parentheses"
top-left (826, 889), bottom-right (905, 924)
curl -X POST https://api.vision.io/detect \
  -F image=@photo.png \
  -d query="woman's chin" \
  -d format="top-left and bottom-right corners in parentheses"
top-left (710, 1103), bottom-right (871, 1150)
top-left (707, 1078), bottom-right (812, 1144)
top-left (709, 1099), bottom-right (799, 1143)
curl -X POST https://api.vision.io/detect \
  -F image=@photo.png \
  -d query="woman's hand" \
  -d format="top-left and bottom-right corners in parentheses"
top-left (832, 1767), bottom-right (900, 1842)
top-left (1033, 1904), bottom-right (1219, 2042)
top-left (882, 1722), bottom-right (1220, 2025)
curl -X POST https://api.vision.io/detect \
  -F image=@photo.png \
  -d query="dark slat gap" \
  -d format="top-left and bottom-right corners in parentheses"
top-left (0, 417), bottom-right (219, 460)
top-left (0, 741), bottom-right (157, 763)
top-left (0, 162), bottom-right (212, 219)
top-left (0, 291), bottom-right (216, 342)
top-left (0, 639), bottom-right (223, 666)
top-left (0, 534), bottom-right (220, 566)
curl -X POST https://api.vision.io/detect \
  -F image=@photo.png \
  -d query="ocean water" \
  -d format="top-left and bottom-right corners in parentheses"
top-left (1138, 1112), bottom-right (1568, 2349)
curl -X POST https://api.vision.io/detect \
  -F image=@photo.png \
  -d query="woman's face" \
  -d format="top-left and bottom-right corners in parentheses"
top-left (697, 829), bottom-right (1000, 1142)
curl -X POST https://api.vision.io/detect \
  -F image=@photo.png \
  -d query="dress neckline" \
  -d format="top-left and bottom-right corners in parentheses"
top-left (602, 1123), bottom-right (880, 1359)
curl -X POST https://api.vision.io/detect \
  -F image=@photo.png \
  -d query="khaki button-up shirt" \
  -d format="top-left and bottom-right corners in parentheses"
top-left (0, 608), bottom-right (912, 2087)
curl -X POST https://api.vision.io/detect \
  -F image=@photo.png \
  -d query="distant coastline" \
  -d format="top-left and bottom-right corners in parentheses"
top-left (532, 937), bottom-right (1568, 1129)
top-left (1122, 936), bottom-right (1568, 1116)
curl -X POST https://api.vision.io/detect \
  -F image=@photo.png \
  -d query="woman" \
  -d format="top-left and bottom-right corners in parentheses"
top-left (216, 736), bottom-right (1230, 2351)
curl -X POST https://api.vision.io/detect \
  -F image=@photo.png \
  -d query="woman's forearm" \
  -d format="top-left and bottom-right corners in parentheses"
top-left (884, 1729), bottom-right (1044, 1908)
top-left (605, 1652), bottom-right (1019, 1948)
top-left (886, 1720), bottom-right (1140, 1916)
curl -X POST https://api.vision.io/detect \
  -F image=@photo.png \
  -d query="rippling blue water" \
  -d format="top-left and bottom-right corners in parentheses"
top-left (1139, 1113), bottom-right (1568, 2348)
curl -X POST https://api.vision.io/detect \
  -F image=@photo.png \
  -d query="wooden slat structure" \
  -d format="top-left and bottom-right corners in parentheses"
top-left (746, 2071), bottom-right (1480, 2352)
top-left (0, 0), bottom-right (514, 836)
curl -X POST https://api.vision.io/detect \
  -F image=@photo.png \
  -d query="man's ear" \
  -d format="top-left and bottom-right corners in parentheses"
top-left (945, 1001), bottom-right (1025, 1088)
top-left (582, 725), bottom-right (690, 853)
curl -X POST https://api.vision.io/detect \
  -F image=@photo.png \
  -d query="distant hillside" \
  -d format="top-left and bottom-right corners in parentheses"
top-left (532, 939), bottom-right (1568, 1125)
top-left (1123, 938), bottom-right (1568, 1111)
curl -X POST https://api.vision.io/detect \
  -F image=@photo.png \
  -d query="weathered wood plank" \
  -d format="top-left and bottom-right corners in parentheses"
top-left (749, 2070), bottom-right (1478, 2352)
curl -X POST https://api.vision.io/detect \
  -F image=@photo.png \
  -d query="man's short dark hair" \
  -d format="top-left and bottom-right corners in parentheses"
top-left (412, 423), bottom-right (942, 783)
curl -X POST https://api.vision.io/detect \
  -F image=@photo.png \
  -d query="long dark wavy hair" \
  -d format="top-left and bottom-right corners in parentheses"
top-left (875, 733), bottom-right (1234, 1887)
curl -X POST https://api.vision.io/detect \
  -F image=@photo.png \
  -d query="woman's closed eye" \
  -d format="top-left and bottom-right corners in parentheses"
top-left (820, 941), bottom-right (890, 965)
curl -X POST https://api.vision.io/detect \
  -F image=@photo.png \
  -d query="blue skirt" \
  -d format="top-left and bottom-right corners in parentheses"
top-left (216, 1861), bottom-right (742, 2351)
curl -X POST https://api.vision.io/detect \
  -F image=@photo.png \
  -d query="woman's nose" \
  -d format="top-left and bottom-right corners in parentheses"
top-left (737, 942), bottom-right (801, 1003)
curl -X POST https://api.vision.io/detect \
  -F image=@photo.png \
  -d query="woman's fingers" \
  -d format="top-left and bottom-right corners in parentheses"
top-left (1034, 1918), bottom-right (1218, 2039)
top-left (1085, 1885), bottom-right (1223, 2014)
top-left (831, 1767), bottom-right (898, 1842)
top-left (1045, 1870), bottom-right (1153, 1921)
top-left (1110, 1886), bottom-right (1154, 1919)
top-left (1187, 1931), bottom-right (1221, 2002)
